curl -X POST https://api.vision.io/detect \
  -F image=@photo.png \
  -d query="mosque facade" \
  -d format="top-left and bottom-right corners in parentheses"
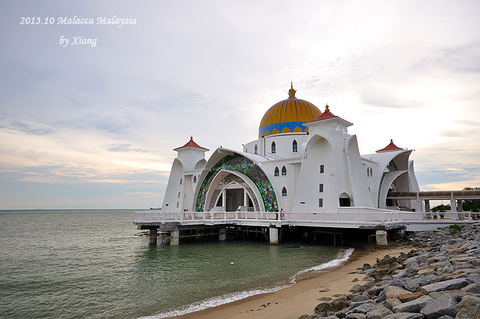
top-left (161, 85), bottom-right (421, 216)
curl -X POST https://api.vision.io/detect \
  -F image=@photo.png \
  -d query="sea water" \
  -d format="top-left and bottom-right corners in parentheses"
top-left (0, 210), bottom-right (352, 319)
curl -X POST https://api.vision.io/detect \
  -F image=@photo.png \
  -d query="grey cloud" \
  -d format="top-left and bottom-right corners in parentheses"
top-left (107, 144), bottom-right (150, 153)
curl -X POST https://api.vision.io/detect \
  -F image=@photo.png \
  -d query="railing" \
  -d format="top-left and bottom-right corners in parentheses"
top-left (134, 207), bottom-right (473, 225)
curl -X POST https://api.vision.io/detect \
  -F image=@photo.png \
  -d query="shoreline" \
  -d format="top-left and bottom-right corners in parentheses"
top-left (170, 246), bottom-right (410, 319)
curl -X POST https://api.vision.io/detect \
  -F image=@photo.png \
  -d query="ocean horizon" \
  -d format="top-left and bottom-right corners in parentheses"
top-left (0, 209), bottom-right (352, 318)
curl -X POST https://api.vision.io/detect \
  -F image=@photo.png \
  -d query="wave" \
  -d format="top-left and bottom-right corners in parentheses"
top-left (138, 247), bottom-right (355, 319)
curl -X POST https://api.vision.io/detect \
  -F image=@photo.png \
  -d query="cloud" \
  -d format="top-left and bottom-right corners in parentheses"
top-left (1, 0), bottom-right (480, 208)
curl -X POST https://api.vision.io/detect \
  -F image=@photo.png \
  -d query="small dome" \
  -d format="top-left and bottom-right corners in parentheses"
top-left (259, 84), bottom-right (321, 137)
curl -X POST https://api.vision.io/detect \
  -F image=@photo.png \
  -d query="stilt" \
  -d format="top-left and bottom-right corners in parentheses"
top-left (375, 229), bottom-right (388, 246)
top-left (148, 227), bottom-right (158, 246)
top-left (269, 227), bottom-right (279, 244)
top-left (219, 227), bottom-right (226, 241)
top-left (171, 226), bottom-right (180, 246)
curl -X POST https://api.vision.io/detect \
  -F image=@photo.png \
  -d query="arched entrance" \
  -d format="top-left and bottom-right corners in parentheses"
top-left (204, 170), bottom-right (263, 212)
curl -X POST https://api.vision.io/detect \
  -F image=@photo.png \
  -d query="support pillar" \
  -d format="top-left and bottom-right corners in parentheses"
top-left (425, 200), bottom-right (430, 212)
top-left (375, 229), bottom-right (388, 246)
top-left (148, 227), bottom-right (158, 245)
top-left (269, 227), bottom-right (279, 244)
top-left (171, 226), bottom-right (180, 246)
top-left (219, 227), bottom-right (226, 241)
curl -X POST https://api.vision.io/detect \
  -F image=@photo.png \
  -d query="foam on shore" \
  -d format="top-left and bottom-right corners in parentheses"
top-left (139, 247), bottom-right (355, 319)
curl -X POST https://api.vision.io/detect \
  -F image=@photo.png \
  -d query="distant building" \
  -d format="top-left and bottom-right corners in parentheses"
top-left (161, 84), bottom-right (420, 214)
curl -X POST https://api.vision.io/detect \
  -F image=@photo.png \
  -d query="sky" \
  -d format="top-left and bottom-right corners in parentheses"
top-left (1, 0), bottom-right (479, 209)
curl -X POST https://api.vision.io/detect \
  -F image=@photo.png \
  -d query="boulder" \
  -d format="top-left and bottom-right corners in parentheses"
top-left (384, 313), bottom-right (424, 319)
top-left (384, 286), bottom-right (410, 299)
top-left (392, 295), bottom-right (433, 313)
top-left (384, 297), bottom-right (402, 310)
top-left (461, 282), bottom-right (480, 294)
top-left (398, 291), bottom-right (424, 303)
top-left (351, 302), bottom-right (375, 314)
top-left (314, 302), bottom-right (332, 315)
top-left (420, 293), bottom-right (457, 318)
top-left (456, 295), bottom-right (480, 319)
top-left (420, 278), bottom-right (470, 294)
top-left (365, 305), bottom-right (392, 319)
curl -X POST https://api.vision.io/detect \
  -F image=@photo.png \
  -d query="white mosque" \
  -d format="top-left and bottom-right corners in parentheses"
top-left (160, 84), bottom-right (421, 216)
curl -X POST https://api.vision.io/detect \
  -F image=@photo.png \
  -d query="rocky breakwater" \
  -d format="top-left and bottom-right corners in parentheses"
top-left (300, 223), bottom-right (480, 319)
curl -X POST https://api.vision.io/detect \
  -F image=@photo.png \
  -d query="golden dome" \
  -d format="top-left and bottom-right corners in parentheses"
top-left (259, 84), bottom-right (321, 137)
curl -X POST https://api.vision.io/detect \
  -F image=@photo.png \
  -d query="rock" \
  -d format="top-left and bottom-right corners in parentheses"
top-left (363, 263), bottom-right (373, 271)
top-left (461, 282), bottom-right (480, 294)
top-left (420, 293), bottom-right (457, 319)
top-left (420, 278), bottom-right (470, 294)
top-left (318, 297), bottom-right (332, 301)
top-left (352, 292), bottom-right (370, 302)
top-left (392, 295), bottom-right (433, 313)
top-left (365, 305), bottom-right (392, 319)
top-left (398, 291), bottom-right (423, 303)
top-left (384, 297), bottom-right (402, 310)
top-left (345, 314), bottom-right (366, 319)
top-left (350, 284), bottom-right (365, 294)
top-left (392, 268), bottom-right (411, 279)
top-left (456, 295), bottom-right (480, 319)
top-left (331, 298), bottom-right (349, 312)
top-left (351, 302), bottom-right (375, 314)
top-left (314, 302), bottom-right (332, 315)
top-left (384, 313), bottom-right (424, 319)
top-left (384, 286), bottom-right (411, 299)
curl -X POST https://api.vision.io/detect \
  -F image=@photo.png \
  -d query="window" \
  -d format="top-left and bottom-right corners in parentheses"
top-left (271, 141), bottom-right (276, 153)
top-left (254, 145), bottom-right (258, 154)
top-left (319, 184), bottom-right (324, 193)
top-left (180, 178), bottom-right (183, 185)
top-left (274, 167), bottom-right (279, 176)
top-left (176, 202), bottom-right (179, 208)
top-left (320, 165), bottom-right (325, 173)
top-left (292, 140), bottom-right (298, 152)
top-left (367, 167), bottom-right (370, 176)
top-left (178, 192), bottom-right (181, 198)
top-left (281, 166), bottom-right (287, 176)
top-left (339, 197), bottom-right (351, 207)
top-left (319, 198), bottom-right (323, 207)
top-left (282, 187), bottom-right (287, 197)
top-left (370, 168), bottom-right (373, 177)
top-left (194, 176), bottom-right (197, 183)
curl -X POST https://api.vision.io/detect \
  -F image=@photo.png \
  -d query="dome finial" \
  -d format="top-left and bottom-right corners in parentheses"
top-left (288, 82), bottom-right (296, 99)
top-left (325, 104), bottom-right (330, 112)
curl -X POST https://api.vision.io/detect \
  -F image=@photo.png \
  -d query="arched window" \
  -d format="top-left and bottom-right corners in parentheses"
top-left (292, 140), bottom-right (298, 153)
top-left (271, 141), bottom-right (276, 153)
top-left (194, 176), bottom-right (197, 183)
top-left (274, 167), bottom-right (279, 176)
top-left (370, 168), bottom-right (373, 177)
top-left (281, 166), bottom-right (287, 176)
top-left (282, 187), bottom-right (287, 197)
top-left (367, 167), bottom-right (370, 176)
top-left (254, 145), bottom-right (258, 154)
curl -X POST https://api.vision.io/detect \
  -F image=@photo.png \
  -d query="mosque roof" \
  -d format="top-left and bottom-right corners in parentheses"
top-left (304, 104), bottom-right (353, 127)
top-left (174, 136), bottom-right (209, 151)
top-left (258, 83), bottom-right (321, 137)
top-left (376, 139), bottom-right (403, 153)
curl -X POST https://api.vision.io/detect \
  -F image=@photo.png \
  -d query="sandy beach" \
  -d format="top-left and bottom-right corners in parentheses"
top-left (174, 246), bottom-right (410, 319)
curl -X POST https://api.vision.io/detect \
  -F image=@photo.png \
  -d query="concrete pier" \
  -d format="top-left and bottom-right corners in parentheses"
top-left (269, 227), bottom-right (279, 244)
top-left (219, 227), bottom-right (226, 241)
top-left (171, 227), bottom-right (180, 246)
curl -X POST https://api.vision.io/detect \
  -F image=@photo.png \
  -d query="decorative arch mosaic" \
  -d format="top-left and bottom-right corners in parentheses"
top-left (196, 154), bottom-right (279, 212)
